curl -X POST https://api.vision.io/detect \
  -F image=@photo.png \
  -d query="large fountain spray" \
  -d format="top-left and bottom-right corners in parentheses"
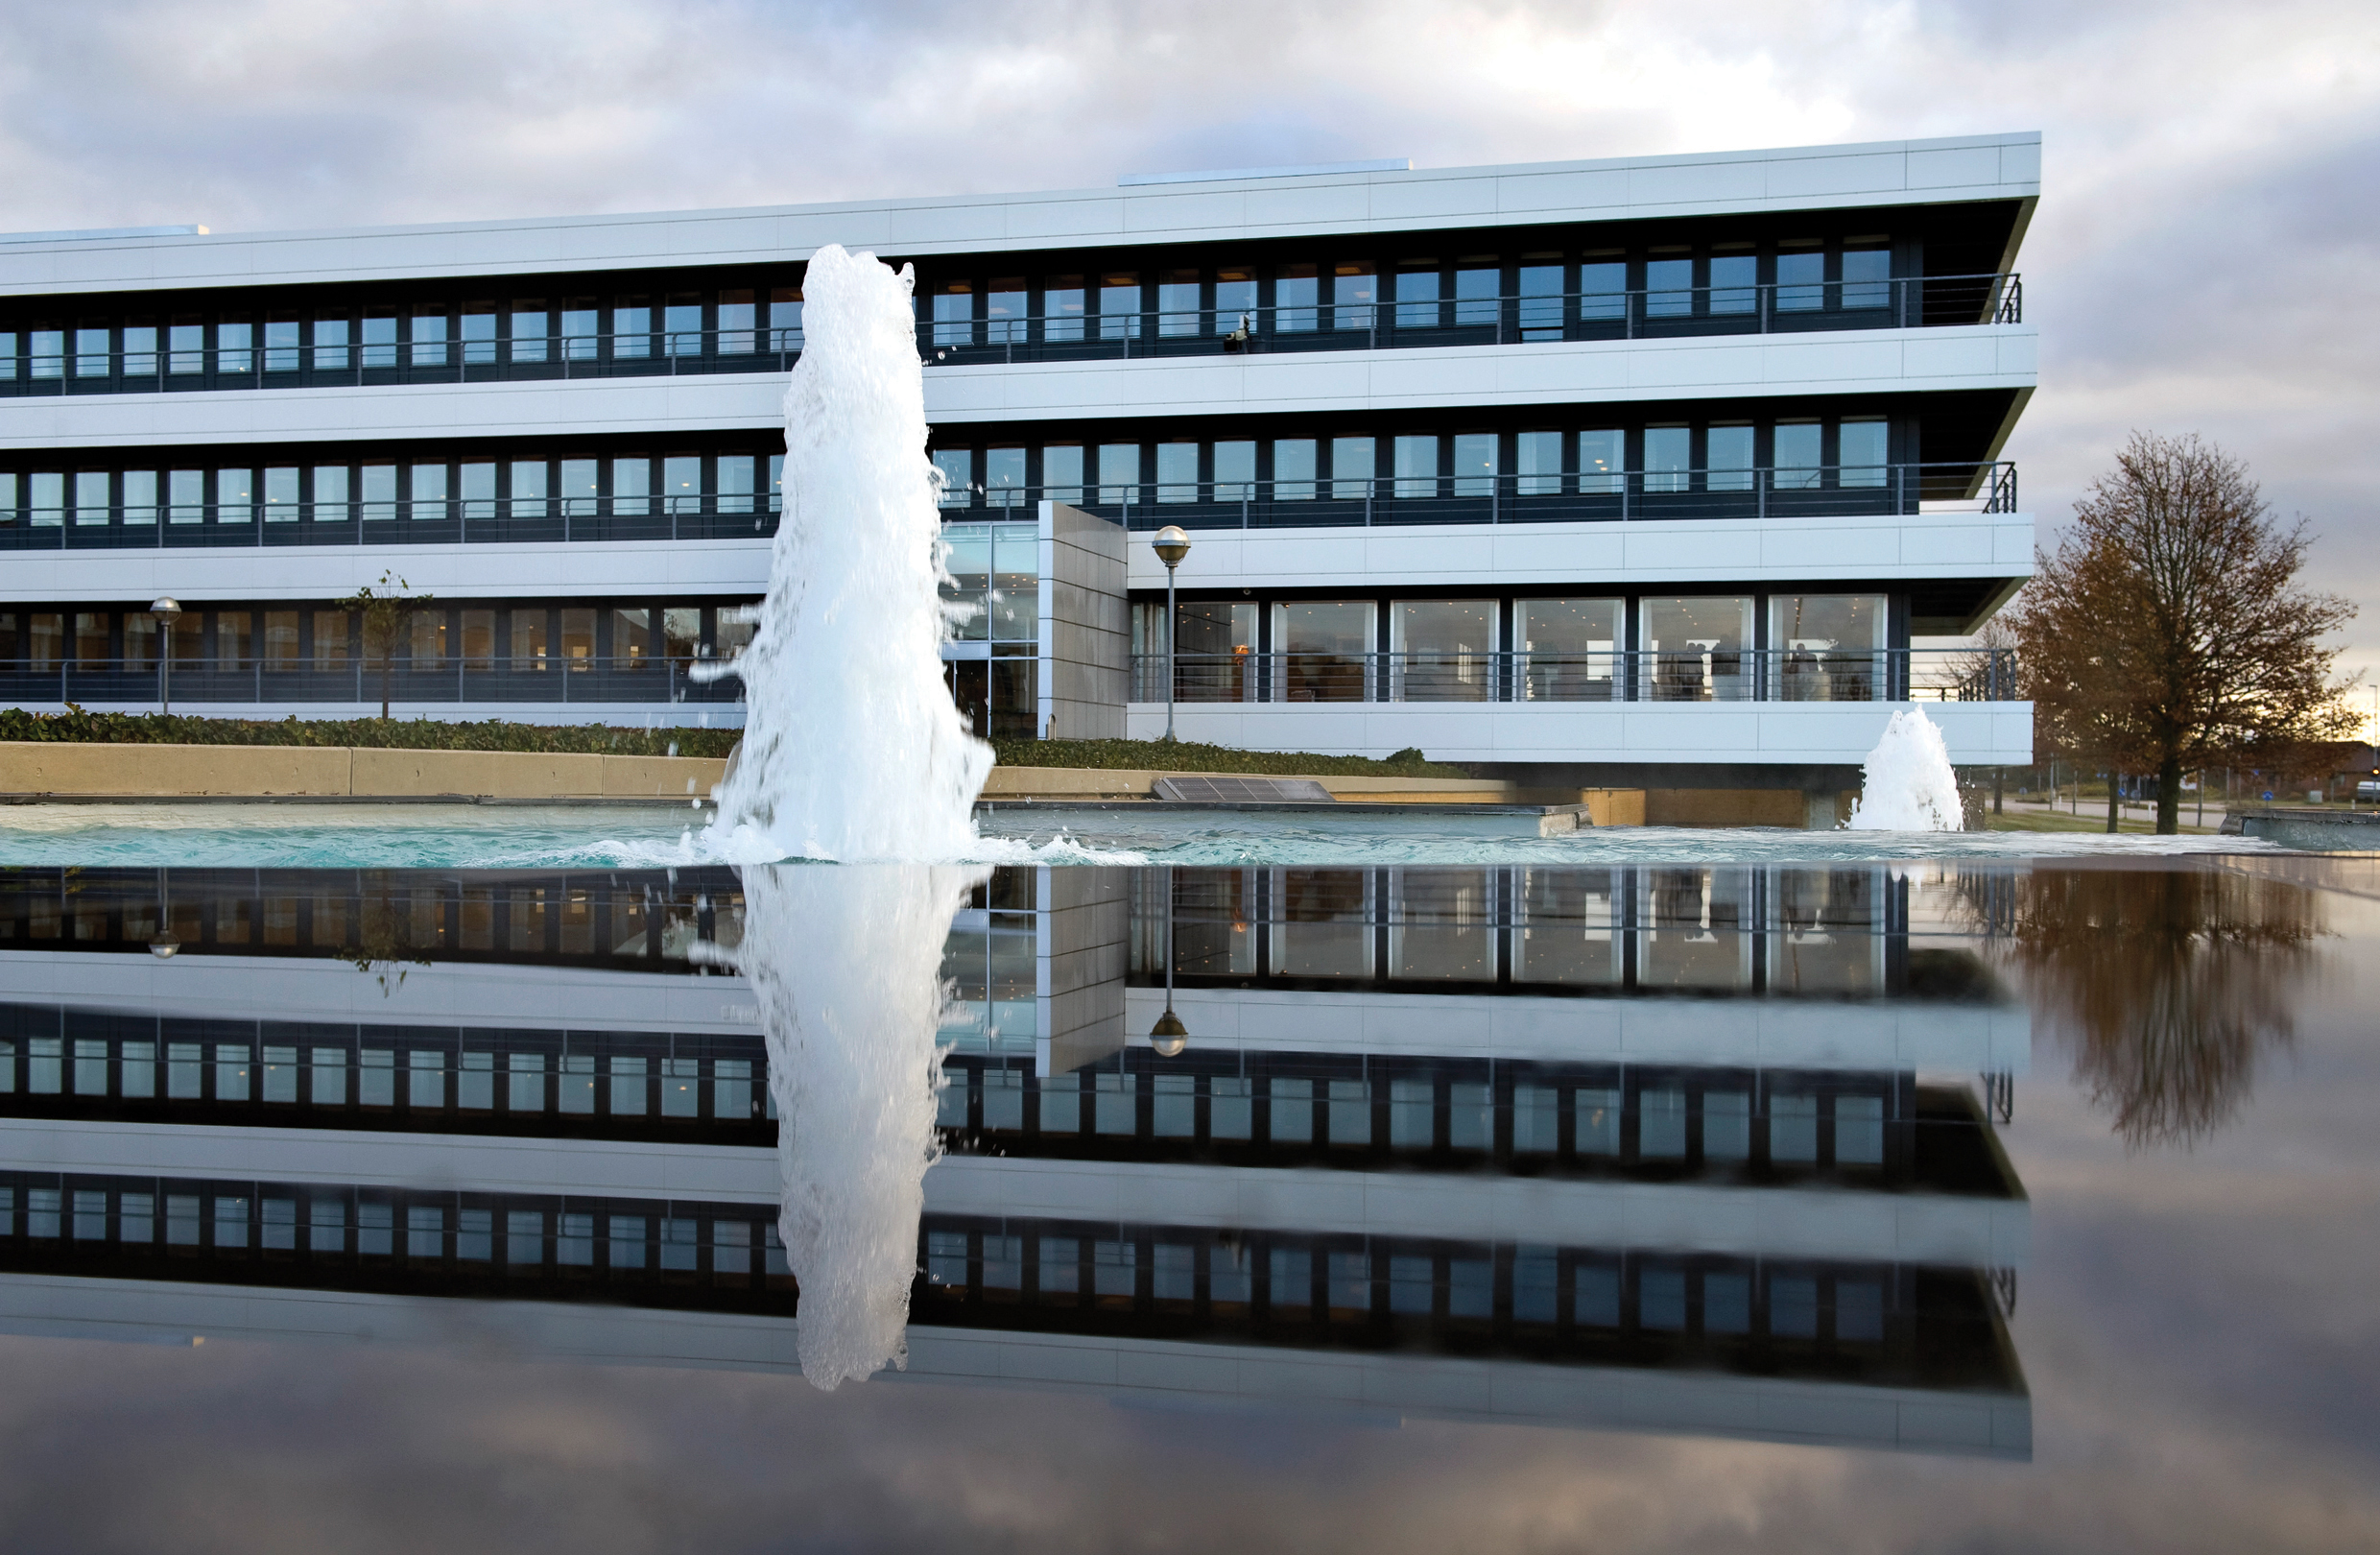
top-left (709, 243), bottom-right (992, 862)
top-left (1845, 707), bottom-right (1965, 831)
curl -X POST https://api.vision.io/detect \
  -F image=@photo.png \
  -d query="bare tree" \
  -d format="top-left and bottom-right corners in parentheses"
top-left (2009, 433), bottom-right (2359, 833)
top-left (338, 571), bottom-right (435, 721)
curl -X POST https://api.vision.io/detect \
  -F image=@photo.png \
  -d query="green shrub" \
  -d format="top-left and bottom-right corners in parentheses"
top-left (0, 706), bottom-right (743, 757)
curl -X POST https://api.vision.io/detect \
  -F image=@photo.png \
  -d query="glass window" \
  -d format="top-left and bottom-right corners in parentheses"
top-left (262, 466), bottom-right (299, 522)
top-left (1837, 1094), bottom-right (1886, 1164)
top-left (933, 448), bottom-right (974, 509)
top-left (1274, 601), bottom-right (1373, 703)
top-left (460, 462), bottom-right (495, 520)
top-left (1213, 441), bottom-right (1255, 501)
top-left (216, 1043), bottom-right (251, 1103)
top-left (218, 467), bottom-right (255, 523)
top-left (71, 611), bottom-right (108, 668)
top-left (1155, 443), bottom-right (1197, 502)
top-left (1772, 1093), bottom-right (1819, 1161)
top-left (409, 463), bottom-right (447, 521)
top-left (264, 311), bottom-right (301, 371)
top-left (1329, 436), bottom-right (1374, 501)
top-left (404, 304), bottom-right (447, 364)
top-left (73, 470), bottom-right (109, 526)
top-left (613, 296), bottom-right (652, 358)
top-left (312, 465), bottom-right (349, 520)
top-left (1840, 419), bottom-right (1889, 487)
top-left (169, 317), bottom-right (205, 373)
top-left (312, 312), bottom-right (350, 371)
top-left (980, 278), bottom-right (1025, 345)
top-left (611, 1054), bottom-right (647, 1114)
top-left (930, 282), bottom-right (972, 347)
top-left (1643, 426), bottom-right (1691, 492)
top-left (507, 1052), bottom-right (545, 1112)
top-left (1774, 421), bottom-right (1822, 488)
top-left (123, 320), bottom-right (157, 375)
top-left (1515, 431), bottom-right (1560, 496)
top-left (1273, 439), bottom-right (1316, 501)
top-left (714, 1058), bottom-right (752, 1119)
top-left (1332, 262), bottom-right (1376, 330)
top-left (213, 611), bottom-right (250, 670)
top-left (1641, 597), bottom-right (1752, 701)
top-left (717, 455), bottom-right (755, 514)
top-left (983, 447), bottom-right (1025, 508)
top-left (263, 611), bottom-right (300, 670)
top-left (1646, 252), bottom-right (1694, 318)
top-left (1707, 424), bottom-right (1754, 491)
top-left (511, 609), bottom-right (547, 672)
top-left (1041, 276), bottom-right (1083, 342)
top-left (1579, 429), bottom-right (1623, 494)
top-left (358, 464), bottom-right (396, 521)
top-left (312, 610), bottom-right (350, 669)
top-left (611, 457), bottom-right (649, 516)
top-left (769, 286), bottom-right (803, 351)
top-left (664, 294), bottom-right (702, 356)
top-left (1157, 269), bottom-right (1200, 337)
top-left (1709, 250), bottom-right (1757, 314)
top-left (1517, 256), bottom-right (1564, 337)
top-left (663, 455), bottom-right (702, 514)
top-left (1393, 264), bottom-right (1440, 328)
top-left (1776, 246), bottom-right (1824, 310)
top-left (1040, 444), bottom-right (1083, 504)
top-left (73, 323), bottom-right (110, 378)
top-left (1098, 443), bottom-right (1139, 506)
top-left (1451, 432), bottom-right (1496, 497)
top-left (1514, 598), bottom-right (1621, 702)
top-left (1392, 434), bottom-right (1437, 499)
top-left (1705, 1271), bottom-right (1751, 1332)
top-left (1837, 1280), bottom-right (1885, 1341)
top-left (510, 460), bottom-right (548, 520)
top-left (1274, 264), bottom-right (1319, 332)
top-left (121, 1041), bottom-right (155, 1098)
top-left (1098, 273), bottom-right (1139, 340)
top-left (460, 302), bottom-right (497, 365)
top-left (716, 288), bottom-right (754, 354)
top-left (164, 468), bottom-right (202, 525)
top-left (1214, 266), bottom-right (1257, 332)
top-left (1843, 246), bottom-right (1892, 310)
top-left (1705, 1090), bottom-right (1750, 1160)
top-left (1455, 259), bottom-right (1499, 328)
top-left (29, 323), bottom-right (63, 378)
top-left (559, 459), bottom-right (598, 518)
top-left (26, 471), bottom-right (60, 527)
top-left (1392, 601), bottom-right (1495, 702)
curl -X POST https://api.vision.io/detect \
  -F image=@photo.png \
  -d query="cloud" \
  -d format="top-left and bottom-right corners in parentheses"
top-left (0, 0), bottom-right (2373, 707)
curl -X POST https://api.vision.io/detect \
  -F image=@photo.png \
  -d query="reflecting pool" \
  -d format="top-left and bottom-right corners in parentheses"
top-left (0, 854), bottom-right (2373, 1549)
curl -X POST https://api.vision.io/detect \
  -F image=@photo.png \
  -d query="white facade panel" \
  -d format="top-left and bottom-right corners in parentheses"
top-left (1121, 700), bottom-right (2034, 765)
top-left (0, 132), bottom-right (2038, 298)
top-left (0, 538), bottom-right (768, 604)
top-left (1123, 513), bottom-right (2035, 591)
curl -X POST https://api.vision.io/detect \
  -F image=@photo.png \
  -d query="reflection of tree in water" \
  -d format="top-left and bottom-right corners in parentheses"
top-left (341, 874), bottom-right (434, 993)
top-left (1967, 867), bottom-right (2323, 1148)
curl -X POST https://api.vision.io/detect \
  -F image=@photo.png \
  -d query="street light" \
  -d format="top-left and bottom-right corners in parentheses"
top-left (1149, 864), bottom-right (1187, 1056)
top-left (150, 597), bottom-right (182, 716)
top-left (1151, 526), bottom-right (1191, 742)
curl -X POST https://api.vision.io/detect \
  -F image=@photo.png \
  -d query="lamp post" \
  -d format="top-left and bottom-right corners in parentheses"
top-left (150, 597), bottom-right (181, 715)
top-left (1152, 526), bottom-right (1191, 742)
top-left (1150, 865), bottom-right (1187, 1056)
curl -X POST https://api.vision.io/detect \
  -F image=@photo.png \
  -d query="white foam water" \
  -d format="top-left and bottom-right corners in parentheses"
top-left (1845, 707), bottom-right (1965, 832)
top-left (707, 243), bottom-right (993, 861)
top-left (739, 863), bottom-right (981, 1389)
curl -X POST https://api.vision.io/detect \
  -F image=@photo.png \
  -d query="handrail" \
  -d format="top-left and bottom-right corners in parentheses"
top-left (1128, 648), bottom-right (2021, 706)
top-left (0, 273), bottom-right (2021, 396)
top-left (0, 654), bottom-right (747, 706)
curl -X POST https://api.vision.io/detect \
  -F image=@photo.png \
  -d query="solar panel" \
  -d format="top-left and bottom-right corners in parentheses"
top-left (1152, 776), bottom-right (1335, 803)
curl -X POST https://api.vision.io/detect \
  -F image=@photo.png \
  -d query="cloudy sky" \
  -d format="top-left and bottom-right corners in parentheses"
top-left (1, 0), bottom-right (2374, 725)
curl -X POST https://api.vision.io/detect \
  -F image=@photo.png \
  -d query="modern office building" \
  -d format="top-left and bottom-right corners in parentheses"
top-left (0, 863), bottom-right (2031, 1455)
top-left (0, 134), bottom-right (2036, 813)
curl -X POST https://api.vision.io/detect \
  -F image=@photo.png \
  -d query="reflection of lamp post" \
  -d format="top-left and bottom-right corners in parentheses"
top-left (150, 597), bottom-right (181, 715)
top-left (1152, 526), bottom-right (1191, 742)
top-left (1150, 866), bottom-right (1186, 1056)
top-left (148, 867), bottom-right (178, 959)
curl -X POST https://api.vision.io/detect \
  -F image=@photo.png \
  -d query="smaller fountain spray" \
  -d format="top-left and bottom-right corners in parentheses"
top-left (1845, 707), bottom-right (1965, 831)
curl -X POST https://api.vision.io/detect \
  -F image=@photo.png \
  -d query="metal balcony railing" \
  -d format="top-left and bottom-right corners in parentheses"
top-left (969, 463), bottom-right (2020, 528)
top-left (0, 274), bottom-right (2021, 397)
top-left (0, 655), bottom-right (748, 707)
top-left (923, 274), bottom-right (2021, 363)
top-left (1130, 649), bottom-right (2021, 706)
top-left (0, 500), bottom-right (778, 552)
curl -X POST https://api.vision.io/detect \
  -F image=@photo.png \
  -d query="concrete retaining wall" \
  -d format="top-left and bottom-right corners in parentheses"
top-left (0, 742), bottom-right (729, 800)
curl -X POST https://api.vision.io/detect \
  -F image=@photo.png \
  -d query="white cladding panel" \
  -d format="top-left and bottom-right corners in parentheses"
top-left (0, 325), bottom-right (2036, 453)
top-left (0, 133), bottom-right (2040, 297)
top-left (1123, 701), bottom-right (2035, 765)
top-left (1122, 514), bottom-right (2035, 590)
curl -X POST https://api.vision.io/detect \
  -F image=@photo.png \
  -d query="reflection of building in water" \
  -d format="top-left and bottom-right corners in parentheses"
top-left (0, 864), bottom-right (2029, 1455)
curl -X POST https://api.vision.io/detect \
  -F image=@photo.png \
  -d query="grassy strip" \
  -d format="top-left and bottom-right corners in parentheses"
top-left (0, 707), bottom-right (744, 757)
top-left (1982, 806), bottom-right (2220, 836)
top-left (990, 736), bottom-right (1468, 778)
